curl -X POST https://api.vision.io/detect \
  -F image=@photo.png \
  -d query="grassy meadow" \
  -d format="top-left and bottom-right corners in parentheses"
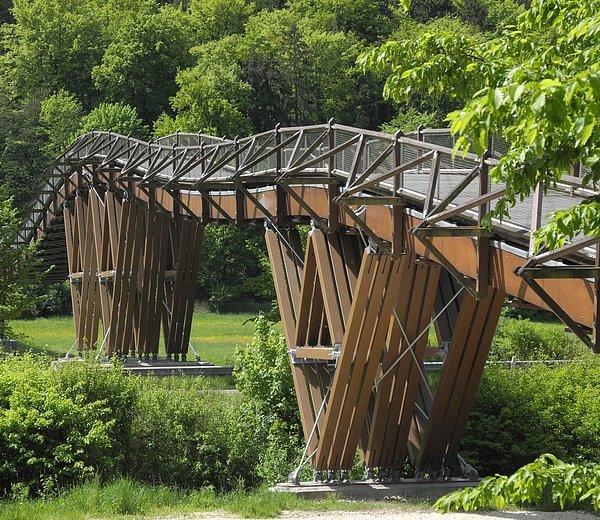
top-left (0, 480), bottom-right (421, 520)
top-left (10, 310), bottom-right (264, 366)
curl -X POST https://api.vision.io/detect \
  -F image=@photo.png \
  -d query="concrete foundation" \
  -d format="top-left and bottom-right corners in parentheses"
top-left (271, 479), bottom-right (478, 501)
top-left (54, 356), bottom-right (234, 377)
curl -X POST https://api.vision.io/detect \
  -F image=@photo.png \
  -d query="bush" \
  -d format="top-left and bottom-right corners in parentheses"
top-left (461, 362), bottom-right (600, 476)
top-left (0, 355), bottom-right (136, 498)
top-left (436, 454), bottom-right (600, 512)
top-left (0, 354), bottom-right (270, 498)
top-left (489, 316), bottom-right (588, 361)
top-left (126, 377), bottom-right (263, 490)
top-left (22, 282), bottom-right (72, 318)
top-left (234, 315), bottom-right (303, 483)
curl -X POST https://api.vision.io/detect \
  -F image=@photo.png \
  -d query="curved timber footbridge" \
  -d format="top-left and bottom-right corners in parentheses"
top-left (19, 123), bottom-right (600, 481)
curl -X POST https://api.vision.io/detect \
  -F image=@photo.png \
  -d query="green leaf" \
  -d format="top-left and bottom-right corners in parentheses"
top-left (531, 92), bottom-right (546, 114)
top-left (577, 122), bottom-right (595, 146)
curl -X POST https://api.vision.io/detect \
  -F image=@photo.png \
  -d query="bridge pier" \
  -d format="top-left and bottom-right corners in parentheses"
top-left (63, 185), bottom-right (202, 358)
top-left (267, 227), bottom-right (505, 481)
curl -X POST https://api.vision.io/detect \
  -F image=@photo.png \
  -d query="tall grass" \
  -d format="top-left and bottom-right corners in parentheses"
top-left (0, 480), bottom-right (417, 520)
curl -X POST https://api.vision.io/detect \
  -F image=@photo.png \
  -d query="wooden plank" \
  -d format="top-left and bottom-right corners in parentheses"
top-left (150, 212), bottom-right (170, 354)
top-left (388, 262), bottom-right (440, 468)
top-left (338, 255), bottom-right (403, 469)
top-left (305, 363), bottom-right (331, 453)
top-left (180, 222), bottom-right (204, 355)
top-left (280, 229), bottom-right (303, 319)
top-left (265, 228), bottom-right (297, 347)
top-left (63, 205), bottom-right (81, 344)
top-left (167, 218), bottom-right (193, 354)
top-left (89, 189), bottom-right (111, 340)
top-left (107, 201), bottom-right (132, 355)
top-left (444, 287), bottom-right (504, 466)
top-left (295, 347), bottom-right (334, 360)
top-left (122, 204), bottom-right (145, 356)
top-left (294, 235), bottom-right (319, 348)
top-left (364, 254), bottom-right (413, 467)
top-left (314, 253), bottom-right (376, 471)
top-left (265, 228), bottom-right (322, 454)
top-left (313, 230), bottom-right (345, 345)
top-left (328, 232), bottom-right (353, 330)
top-left (137, 207), bottom-right (155, 354)
top-left (416, 295), bottom-right (475, 473)
top-left (416, 287), bottom-right (504, 474)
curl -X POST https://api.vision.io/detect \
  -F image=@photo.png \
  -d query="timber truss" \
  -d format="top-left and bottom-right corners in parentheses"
top-left (21, 122), bottom-right (600, 479)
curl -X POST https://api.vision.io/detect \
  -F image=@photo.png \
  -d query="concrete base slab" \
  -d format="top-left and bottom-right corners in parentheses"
top-left (54, 356), bottom-right (234, 376)
top-left (271, 479), bottom-right (478, 501)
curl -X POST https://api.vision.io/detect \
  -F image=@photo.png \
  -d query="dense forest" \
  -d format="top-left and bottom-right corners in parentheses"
top-left (0, 0), bottom-right (527, 309)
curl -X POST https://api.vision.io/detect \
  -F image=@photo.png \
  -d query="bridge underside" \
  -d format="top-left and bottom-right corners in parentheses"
top-left (22, 124), bottom-right (600, 479)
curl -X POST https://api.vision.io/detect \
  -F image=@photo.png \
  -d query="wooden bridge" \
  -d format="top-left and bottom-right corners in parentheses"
top-left (20, 122), bottom-right (600, 481)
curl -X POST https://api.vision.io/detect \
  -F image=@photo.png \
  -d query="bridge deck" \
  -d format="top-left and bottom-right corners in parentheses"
top-left (21, 124), bottom-right (599, 332)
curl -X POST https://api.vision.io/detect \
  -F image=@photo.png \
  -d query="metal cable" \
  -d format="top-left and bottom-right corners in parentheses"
top-left (374, 286), bottom-right (464, 389)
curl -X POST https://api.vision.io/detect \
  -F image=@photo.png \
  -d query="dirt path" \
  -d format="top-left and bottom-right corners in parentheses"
top-left (155, 510), bottom-right (599, 519)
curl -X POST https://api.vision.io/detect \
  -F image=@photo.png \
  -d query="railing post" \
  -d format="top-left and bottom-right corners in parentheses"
top-left (327, 119), bottom-right (339, 233)
top-left (234, 137), bottom-right (245, 224)
top-left (477, 146), bottom-right (491, 299)
top-left (275, 124), bottom-right (287, 227)
top-left (529, 182), bottom-right (543, 257)
top-left (392, 130), bottom-right (405, 257)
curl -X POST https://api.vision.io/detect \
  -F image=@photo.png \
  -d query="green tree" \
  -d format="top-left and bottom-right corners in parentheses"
top-left (0, 84), bottom-right (48, 207)
top-left (197, 224), bottom-right (272, 311)
top-left (154, 36), bottom-right (253, 137)
top-left (39, 90), bottom-right (83, 157)
top-left (288, 0), bottom-right (395, 42)
top-left (188, 0), bottom-right (255, 42)
top-left (2, 0), bottom-right (107, 106)
top-left (360, 0), bottom-right (600, 249)
top-left (80, 102), bottom-right (148, 138)
top-left (92, 5), bottom-right (195, 122)
top-left (452, 0), bottom-right (525, 32)
top-left (241, 9), bottom-right (363, 129)
top-left (0, 191), bottom-right (42, 338)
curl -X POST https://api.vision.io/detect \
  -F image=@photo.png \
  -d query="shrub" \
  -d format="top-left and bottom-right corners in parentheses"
top-left (126, 377), bottom-right (263, 490)
top-left (0, 355), bottom-right (136, 498)
top-left (461, 362), bottom-right (600, 476)
top-left (435, 454), bottom-right (600, 512)
top-left (0, 355), bottom-right (268, 497)
top-left (489, 316), bottom-right (588, 361)
top-left (234, 315), bottom-right (303, 483)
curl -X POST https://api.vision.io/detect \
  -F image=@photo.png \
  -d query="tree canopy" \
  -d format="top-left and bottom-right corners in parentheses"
top-left (360, 0), bottom-right (600, 249)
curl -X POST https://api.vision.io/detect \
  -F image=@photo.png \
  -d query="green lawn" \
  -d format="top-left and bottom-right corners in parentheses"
top-left (11, 310), bottom-right (261, 366)
top-left (0, 480), bottom-right (425, 520)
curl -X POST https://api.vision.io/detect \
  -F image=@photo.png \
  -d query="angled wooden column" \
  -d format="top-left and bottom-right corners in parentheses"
top-left (315, 253), bottom-right (404, 472)
top-left (294, 229), bottom-right (362, 351)
top-left (74, 194), bottom-right (100, 351)
top-left (63, 200), bottom-right (81, 347)
top-left (106, 200), bottom-right (146, 356)
top-left (89, 187), bottom-right (112, 343)
top-left (364, 255), bottom-right (440, 471)
top-left (166, 217), bottom-right (203, 357)
top-left (415, 286), bottom-right (505, 476)
top-left (137, 206), bottom-right (170, 357)
top-left (265, 227), bottom-right (320, 452)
